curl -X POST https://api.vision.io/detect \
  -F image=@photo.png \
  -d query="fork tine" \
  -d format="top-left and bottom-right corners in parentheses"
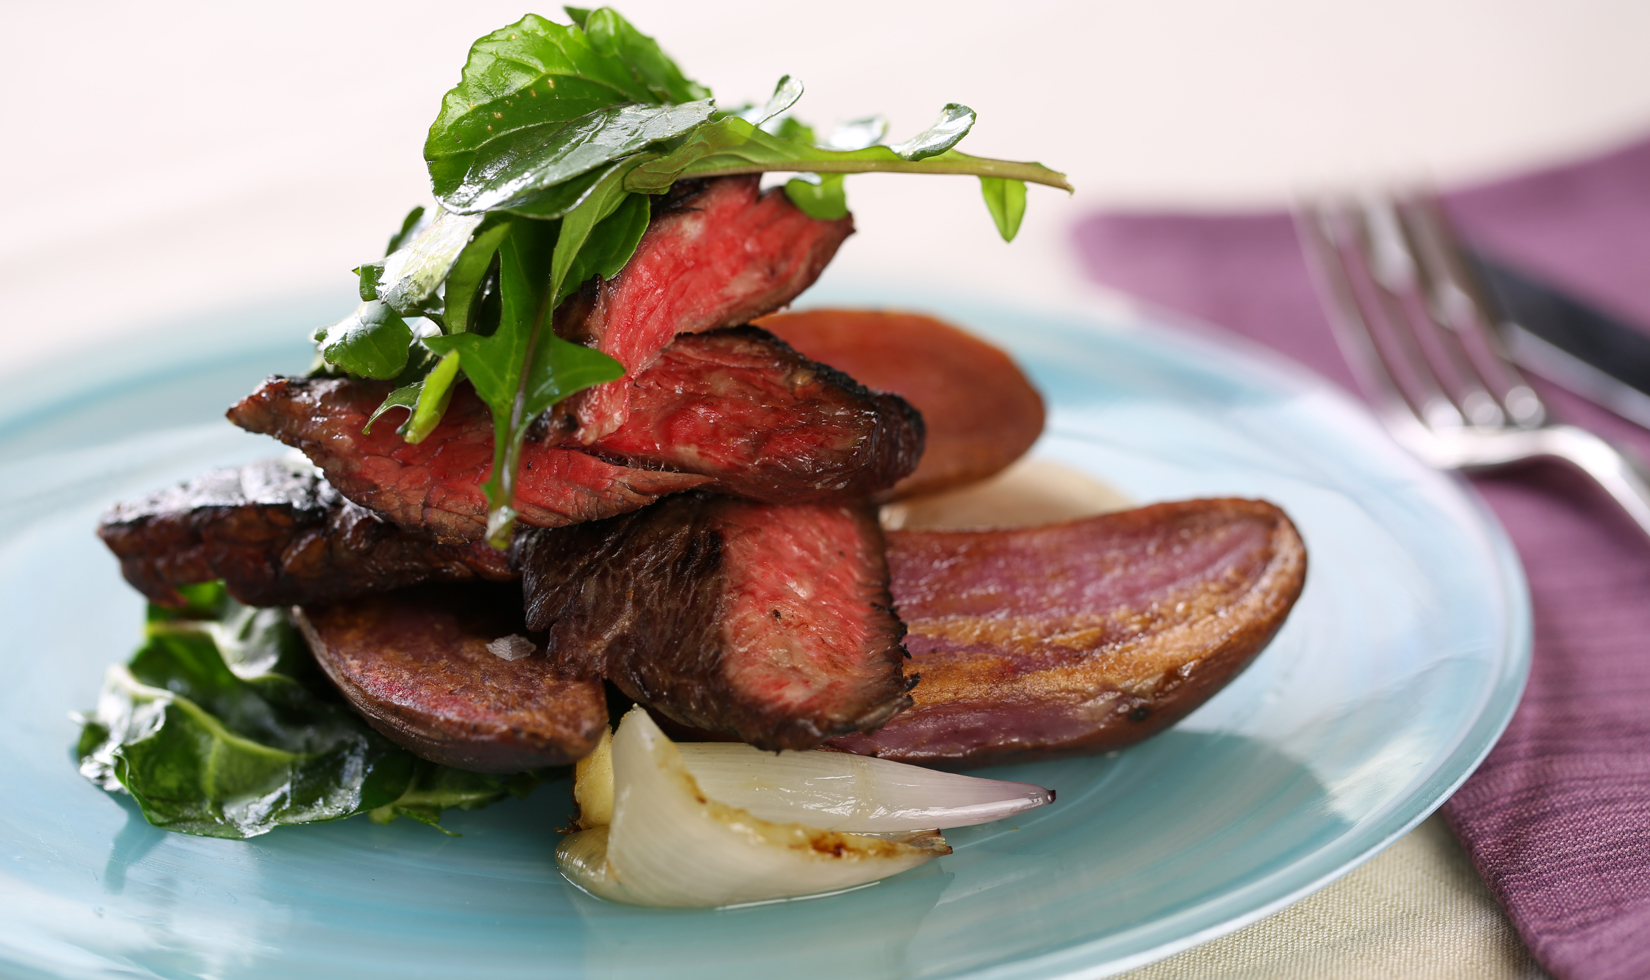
top-left (1302, 197), bottom-right (1650, 541)
top-left (1295, 204), bottom-right (1417, 424)
top-left (1345, 200), bottom-right (1470, 431)
top-left (1397, 196), bottom-right (1547, 428)
top-left (1385, 200), bottom-right (1509, 427)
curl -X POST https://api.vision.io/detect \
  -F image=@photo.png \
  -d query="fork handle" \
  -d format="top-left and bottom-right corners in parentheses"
top-left (1539, 425), bottom-right (1650, 539)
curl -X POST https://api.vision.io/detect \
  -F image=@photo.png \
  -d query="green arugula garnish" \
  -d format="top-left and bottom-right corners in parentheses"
top-left (314, 6), bottom-right (1069, 545)
top-left (75, 583), bottom-right (547, 838)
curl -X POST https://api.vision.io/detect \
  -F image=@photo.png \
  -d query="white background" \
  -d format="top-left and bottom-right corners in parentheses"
top-left (4, 0), bottom-right (1649, 369)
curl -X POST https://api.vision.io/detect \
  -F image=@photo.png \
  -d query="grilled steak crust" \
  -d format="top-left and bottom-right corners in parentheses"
top-left (587, 326), bottom-right (923, 501)
top-left (756, 309), bottom-right (1044, 499)
top-left (829, 499), bottom-right (1307, 766)
top-left (293, 583), bottom-right (607, 773)
top-left (227, 377), bottom-right (712, 544)
top-left (229, 330), bottom-right (921, 542)
top-left (97, 460), bottom-right (511, 608)
top-left (555, 175), bottom-right (855, 442)
top-left (515, 492), bottom-right (912, 752)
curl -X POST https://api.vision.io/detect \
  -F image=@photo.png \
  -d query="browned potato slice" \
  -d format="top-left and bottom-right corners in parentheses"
top-left (293, 583), bottom-right (608, 773)
top-left (829, 499), bottom-right (1307, 766)
top-left (756, 309), bottom-right (1045, 499)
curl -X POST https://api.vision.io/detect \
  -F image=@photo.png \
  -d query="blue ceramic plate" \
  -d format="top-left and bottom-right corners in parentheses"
top-left (0, 287), bottom-right (1529, 979)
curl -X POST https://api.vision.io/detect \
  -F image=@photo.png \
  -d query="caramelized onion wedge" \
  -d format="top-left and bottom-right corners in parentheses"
top-left (675, 743), bottom-right (1052, 831)
top-left (556, 709), bottom-right (949, 907)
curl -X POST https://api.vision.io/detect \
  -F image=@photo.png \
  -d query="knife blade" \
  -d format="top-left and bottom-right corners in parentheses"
top-left (1466, 249), bottom-right (1650, 430)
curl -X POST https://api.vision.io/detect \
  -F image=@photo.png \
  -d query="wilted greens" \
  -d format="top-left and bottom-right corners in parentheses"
top-left (313, 6), bottom-right (1069, 545)
top-left (76, 583), bottom-right (545, 838)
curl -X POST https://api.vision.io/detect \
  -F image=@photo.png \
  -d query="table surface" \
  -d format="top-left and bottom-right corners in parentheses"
top-left (6, 2), bottom-right (1644, 975)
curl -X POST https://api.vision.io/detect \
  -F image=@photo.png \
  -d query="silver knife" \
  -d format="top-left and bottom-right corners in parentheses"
top-left (1467, 250), bottom-right (1650, 430)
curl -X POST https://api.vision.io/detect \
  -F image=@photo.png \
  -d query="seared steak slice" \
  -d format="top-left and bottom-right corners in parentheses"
top-left (97, 460), bottom-right (511, 608)
top-left (757, 309), bottom-right (1044, 499)
top-left (293, 583), bottom-right (607, 773)
top-left (585, 327), bottom-right (922, 501)
top-left (555, 176), bottom-right (855, 441)
top-left (230, 330), bottom-right (921, 542)
top-left (514, 492), bottom-right (912, 752)
top-left (228, 377), bottom-right (712, 544)
top-left (829, 499), bottom-right (1308, 766)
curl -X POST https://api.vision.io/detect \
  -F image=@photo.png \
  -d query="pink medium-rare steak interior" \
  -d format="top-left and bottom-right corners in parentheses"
top-left (829, 499), bottom-right (1308, 765)
top-left (228, 376), bottom-right (711, 544)
top-left (588, 327), bottom-right (922, 501)
top-left (229, 331), bottom-right (920, 543)
top-left (554, 176), bottom-right (855, 441)
top-left (514, 492), bottom-right (911, 751)
top-left (715, 495), bottom-right (899, 722)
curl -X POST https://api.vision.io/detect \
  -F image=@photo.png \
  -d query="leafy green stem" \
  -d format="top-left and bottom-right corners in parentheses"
top-left (675, 153), bottom-right (1071, 191)
top-left (484, 282), bottom-right (558, 548)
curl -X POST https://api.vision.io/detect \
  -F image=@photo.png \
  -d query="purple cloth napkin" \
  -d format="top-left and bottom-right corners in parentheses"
top-left (1073, 137), bottom-right (1650, 980)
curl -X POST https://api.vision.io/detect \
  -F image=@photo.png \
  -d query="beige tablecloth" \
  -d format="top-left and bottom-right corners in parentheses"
top-left (1120, 816), bottom-right (1549, 979)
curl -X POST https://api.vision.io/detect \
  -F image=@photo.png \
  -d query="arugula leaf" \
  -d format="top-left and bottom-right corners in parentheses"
top-left (377, 209), bottom-right (486, 314)
top-left (497, 165), bottom-right (609, 220)
top-left (425, 10), bottom-right (715, 216)
top-left (425, 220), bottom-right (624, 544)
top-left (576, 7), bottom-right (711, 103)
top-left (314, 300), bottom-right (412, 379)
top-left (549, 156), bottom-right (651, 305)
top-left (558, 190), bottom-right (651, 297)
top-left (368, 219), bottom-right (513, 445)
top-left (424, 13), bottom-right (663, 202)
top-left (742, 75), bottom-right (804, 127)
top-left (980, 176), bottom-right (1027, 241)
top-left (364, 382), bottom-right (422, 435)
top-left (625, 114), bottom-right (1071, 193)
top-left (365, 350), bottom-right (462, 443)
top-left (890, 103), bottom-right (976, 160)
top-left (437, 100), bottom-right (713, 214)
top-left (385, 205), bottom-right (429, 254)
top-left (77, 584), bottom-right (546, 838)
top-left (356, 262), bottom-right (384, 301)
top-left (385, 10), bottom-right (1068, 532)
top-left (318, 209), bottom-right (491, 377)
top-left (426, 222), bottom-right (550, 417)
top-left (771, 115), bottom-right (816, 144)
top-left (442, 222), bottom-right (513, 335)
top-left (784, 172), bottom-right (848, 220)
top-left (402, 353), bottom-right (463, 443)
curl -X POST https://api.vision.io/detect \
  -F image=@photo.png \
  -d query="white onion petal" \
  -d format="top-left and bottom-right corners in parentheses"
top-left (556, 708), bottom-right (950, 907)
top-left (571, 726), bottom-right (613, 829)
top-left (677, 742), bottom-right (1054, 831)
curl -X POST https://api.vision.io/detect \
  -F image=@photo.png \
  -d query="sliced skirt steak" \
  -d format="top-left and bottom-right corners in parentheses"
top-left (229, 329), bottom-right (920, 543)
top-left (828, 499), bottom-right (1308, 765)
top-left (97, 459), bottom-right (511, 607)
top-left (227, 376), bottom-right (712, 544)
top-left (554, 176), bottom-right (855, 441)
top-left (579, 326), bottom-right (922, 501)
top-left (514, 492), bottom-right (912, 752)
top-left (757, 309), bottom-right (1044, 499)
top-left (293, 582), bottom-right (607, 773)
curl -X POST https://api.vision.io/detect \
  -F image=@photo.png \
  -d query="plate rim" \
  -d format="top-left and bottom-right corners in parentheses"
top-left (0, 285), bottom-right (1534, 980)
top-left (903, 289), bottom-right (1534, 978)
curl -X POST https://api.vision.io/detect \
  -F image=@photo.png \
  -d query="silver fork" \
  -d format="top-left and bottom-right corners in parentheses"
top-left (1296, 195), bottom-right (1650, 539)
